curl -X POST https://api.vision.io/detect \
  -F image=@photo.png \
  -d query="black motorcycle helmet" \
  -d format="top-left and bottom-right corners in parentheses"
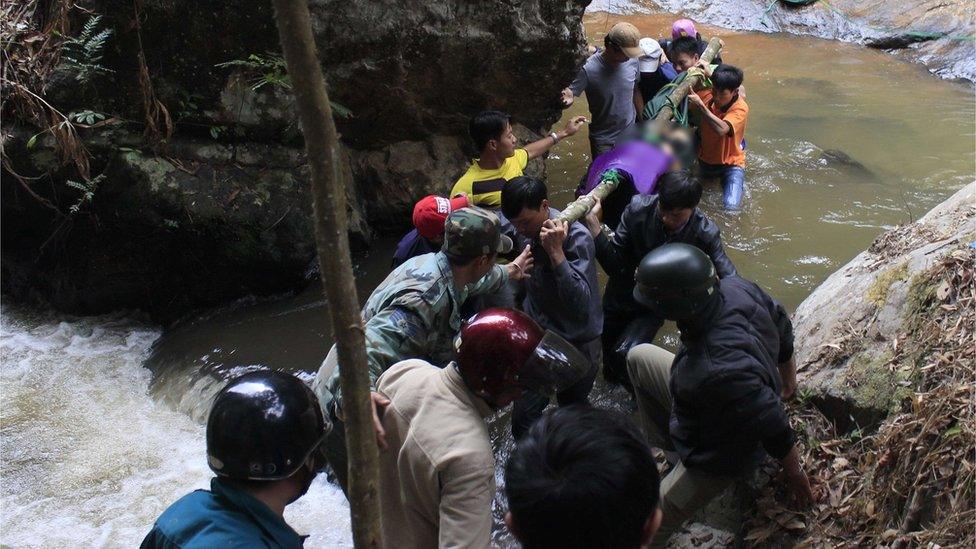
top-left (633, 243), bottom-right (719, 320)
top-left (206, 370), bottom-right (328, 480)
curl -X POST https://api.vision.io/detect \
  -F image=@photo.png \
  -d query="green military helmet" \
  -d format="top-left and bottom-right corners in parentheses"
top-left (633, 243), bottom-right (719, 320)
top-left (443, 206), bottom-right (513, 261)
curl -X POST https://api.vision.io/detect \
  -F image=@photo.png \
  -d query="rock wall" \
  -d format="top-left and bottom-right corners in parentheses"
top-left (634, 0), bottom-right (975, 81)
top-left (1, 0), bottom-right (587, 320)
top-left (793, 182), bottom-right (975, 430)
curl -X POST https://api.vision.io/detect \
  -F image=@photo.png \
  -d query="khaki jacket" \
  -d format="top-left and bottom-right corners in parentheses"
top-left (376, 359), bottom-right (496, 549)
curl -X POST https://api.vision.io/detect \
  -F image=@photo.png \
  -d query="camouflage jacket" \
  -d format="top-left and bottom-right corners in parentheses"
top-left (314, 251), bottom-right (509, 409)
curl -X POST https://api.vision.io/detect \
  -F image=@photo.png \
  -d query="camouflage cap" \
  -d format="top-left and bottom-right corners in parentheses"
top-left (443, 207), bottom-right (513, 260)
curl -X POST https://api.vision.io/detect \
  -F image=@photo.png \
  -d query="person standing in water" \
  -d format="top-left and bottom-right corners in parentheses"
top-left (688, 64), bottom-right (749, 210)
top-left (562, 22), bottom-right (644, 160)
top-left (662, 18), bottom-right (722, 66)
top-left (141, 371), bottom-right (328, 548)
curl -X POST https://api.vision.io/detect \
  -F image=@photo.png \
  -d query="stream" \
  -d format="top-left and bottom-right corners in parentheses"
top-left (2, 9), bottom-right (973, 549)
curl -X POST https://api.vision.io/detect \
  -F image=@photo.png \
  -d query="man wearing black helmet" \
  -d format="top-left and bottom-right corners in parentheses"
top-left (626, 243), bottom-right (813, 546)
top-left (375, 308), bottom-right (589, 549)
top-left (141, 371), bottom-right (328, 549)
top-left (584, 171), bottom-right (736, 391)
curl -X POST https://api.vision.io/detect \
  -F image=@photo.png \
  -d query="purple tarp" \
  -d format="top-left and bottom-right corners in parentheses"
top-left (581, 140), bottom-right (672, 196)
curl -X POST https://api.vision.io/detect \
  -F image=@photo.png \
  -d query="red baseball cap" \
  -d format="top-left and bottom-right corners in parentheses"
top-left (412, 195), bottom-right (470, 239)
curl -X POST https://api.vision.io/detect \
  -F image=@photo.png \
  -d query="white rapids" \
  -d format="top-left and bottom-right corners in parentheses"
top-left (0, 304), bottom-right (352, 548)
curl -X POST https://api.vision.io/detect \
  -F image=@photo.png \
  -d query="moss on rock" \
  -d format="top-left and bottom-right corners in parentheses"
top-left (865, 261), bottom-right (909, 306)
top-left (843, 350), bottom-right (909, 416)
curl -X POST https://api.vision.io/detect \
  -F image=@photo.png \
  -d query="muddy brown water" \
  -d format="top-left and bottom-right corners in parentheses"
top-left (140, 14), bottom-right (973, 545)
top-left (3, 10), bottom-right (973, 549)
top-left (146, 14), bottom-right (975, 403)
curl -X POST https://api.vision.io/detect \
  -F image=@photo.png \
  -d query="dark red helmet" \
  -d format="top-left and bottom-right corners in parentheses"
top-left (456, 308), bottom-right (590, 407)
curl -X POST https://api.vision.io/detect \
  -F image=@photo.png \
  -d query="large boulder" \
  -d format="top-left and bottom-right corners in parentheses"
top-left (793, 182), bottom-right (975, 430)
top-left (1, 0), bottom-right (587, 319)
top-left (640, 0), bottom-right (975, 81)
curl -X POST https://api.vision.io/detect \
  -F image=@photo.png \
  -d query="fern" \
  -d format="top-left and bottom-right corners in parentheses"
top-left (66, 174), bottom-right (104, 214)
top-left (216, 53), bottom-right (352, 119)
top-left (59, 15), bottom-right (114, 84)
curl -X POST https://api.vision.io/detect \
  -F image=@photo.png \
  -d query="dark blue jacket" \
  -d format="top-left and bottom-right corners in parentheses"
top-left (595, 193), bottom-right (736, 316)
top-left (638, 62), bottom-right (678, 103)
top-left (141, 478), bottom-right (305, 548)
top-left (518, 208), bottom-right (603, 343)
top-left (392, 228), bottom-right (438, 268)
top-left (670, 276), bottom-right (795, 476)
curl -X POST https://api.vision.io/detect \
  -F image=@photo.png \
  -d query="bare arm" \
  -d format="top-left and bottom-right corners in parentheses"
top-left (524, 116), bottom-right (588, 160)
top-left (688, 93), bottom-right (732, 135)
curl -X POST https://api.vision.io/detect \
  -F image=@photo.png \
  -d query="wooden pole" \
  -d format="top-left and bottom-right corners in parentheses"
top-left (270, 1), bottom-right (382, 547)
top-left (646, 37), bottom-right (723, 137)
top-left (557, 36), bottom-right (723, 225)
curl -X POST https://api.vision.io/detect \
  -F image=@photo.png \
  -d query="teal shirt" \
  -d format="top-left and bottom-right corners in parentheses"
top-left (314, 251), bottom-right (508, 409)
top-left (141, 478), bottom-right (305, 549)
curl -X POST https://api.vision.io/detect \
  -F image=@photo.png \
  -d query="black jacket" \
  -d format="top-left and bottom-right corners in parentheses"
top-left (594, 194), bottom-right (737, 315)
top-left (669, 276), bottom-right (795, 476)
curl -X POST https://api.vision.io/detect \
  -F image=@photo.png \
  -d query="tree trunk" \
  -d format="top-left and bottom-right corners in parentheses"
top-left (557, 36), bottom-right (723, 225)
top-left (270, 1), bottom-right (382, 547)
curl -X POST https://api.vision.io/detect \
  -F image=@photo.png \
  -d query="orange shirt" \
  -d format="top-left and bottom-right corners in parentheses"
top-left (697, 89), bottom-right (748, 167)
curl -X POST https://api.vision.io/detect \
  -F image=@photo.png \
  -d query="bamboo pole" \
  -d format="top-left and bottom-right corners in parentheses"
top-left (270, 1), bottom-right (382, 547)
top-left (557, 36), bottom-right (723, 224)
top-left (646, 37), bottom-right (723, 137)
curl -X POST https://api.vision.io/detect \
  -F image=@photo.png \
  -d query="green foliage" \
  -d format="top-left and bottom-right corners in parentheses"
top-left (216, 53), bottom-right (291, 92)
top-left (57, 15), bottom-right (114, 84)
top-left (174, 90), bottom-right (205, 121)
top-left (215, 53), bottom-right (352, 118)
top-left (69, 110), bottom-right (106, 125)
top-left (66, 174), bottom-right (105, 213)
top-left (209, 125), bottom-right (227, 139)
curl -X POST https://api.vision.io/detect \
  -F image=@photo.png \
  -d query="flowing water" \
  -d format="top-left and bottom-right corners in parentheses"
top-left (3, 10), bottom-right (973, 549)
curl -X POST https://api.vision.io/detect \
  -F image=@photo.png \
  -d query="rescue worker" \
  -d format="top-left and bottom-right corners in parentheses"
top-left (626, 244), bottom-right (814, 546)
top-left (505, 407), bottom-right (662, 549)
top-left (501, 176), bottom-right (602, 439)
top-left (375, 308), bottom-right (590, 548)
top-left (584, 170), bottom-right (736, 391)
top-left (312, 207), bottom-right (534, 490)
top-left (392, 194), bottom-right (469, 268)
top-left (141, 371), bottom-right (328, 548)
top-left (561, 22), bottom-right (644, 160)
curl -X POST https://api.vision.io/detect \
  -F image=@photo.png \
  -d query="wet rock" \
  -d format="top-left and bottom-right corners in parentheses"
top-left (636, 0), bottom-right (975, 81)
top-left (1, 129), bottom-right (369, 323)
top-left (2, 0), bottom-right (584, 318)
top-left (818, 149), bottom-right (877, 180)
top-left (793, 182), bottom-right (975, 432)
top-left (44, 0), bottom-right (585, 220)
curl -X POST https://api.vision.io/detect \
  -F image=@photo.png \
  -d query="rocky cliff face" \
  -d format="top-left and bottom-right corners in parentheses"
top-left (636, 0), bottom-right (975, 81)
top-left (2, 0), bottom-right (587, 320)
